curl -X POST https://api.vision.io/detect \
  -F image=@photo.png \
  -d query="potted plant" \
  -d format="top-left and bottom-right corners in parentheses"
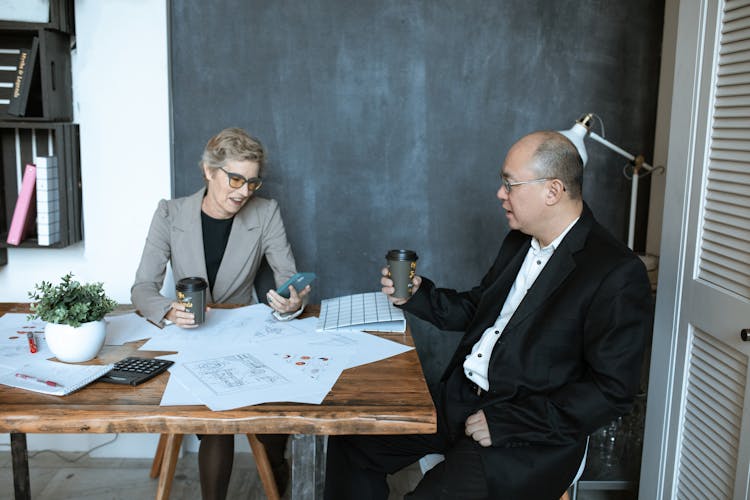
top-left (28, 273), bottom-right (118, 363)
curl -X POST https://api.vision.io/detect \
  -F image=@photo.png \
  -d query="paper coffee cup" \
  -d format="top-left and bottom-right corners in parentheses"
top-left (386, 249), bottom-right (418, 299)
top-left (176, 277), bottom-right (208, 324)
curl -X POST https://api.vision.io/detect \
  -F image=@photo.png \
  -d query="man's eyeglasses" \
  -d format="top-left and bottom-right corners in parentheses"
top-left (501, 177), bottom-right (551, 193)
top-left (219, 167), bottom-right (263, 191)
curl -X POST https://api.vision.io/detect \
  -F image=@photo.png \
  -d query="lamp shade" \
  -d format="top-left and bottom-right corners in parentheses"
top-left (559, 122), bottom-right (589, 166)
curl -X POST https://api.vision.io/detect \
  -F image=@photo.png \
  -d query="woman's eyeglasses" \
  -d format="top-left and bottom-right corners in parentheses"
top-left (219, 167), bottom-right (263, 191)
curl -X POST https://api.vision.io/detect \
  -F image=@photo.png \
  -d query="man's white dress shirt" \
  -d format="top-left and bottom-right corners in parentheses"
top-left (463, 218), bottom-right (579, 390)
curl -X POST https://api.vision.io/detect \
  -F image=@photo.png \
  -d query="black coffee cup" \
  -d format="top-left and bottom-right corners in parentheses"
top-left (386, 249), bottom-right (419, 299)
top-left (176, 277), bottom-right (208, 324)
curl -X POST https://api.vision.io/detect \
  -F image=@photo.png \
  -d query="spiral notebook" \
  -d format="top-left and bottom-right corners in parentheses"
top-left (317, 292), bottom-right (406, 333)
top-left (0, 359), bottom-right (114, 396)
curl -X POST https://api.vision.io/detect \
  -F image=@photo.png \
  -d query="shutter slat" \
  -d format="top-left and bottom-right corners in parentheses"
top-left (708, 137), bottom-right (750, 152)
top-left (718, 59), bottom-right (750, 75)
top-left (703, 220), bottom-right (750, 249)
top-left (698, 264), bottom-right (750, 298)
top-left (704, 205), bottom-right (748, 232)
top-left (705, 177), bottom-right (750, 196)
top-left (724, 2), bottom-right (750, 22)
top-left (715, 92), bottom-right (750, 106)
top-left (711, 125), bottom-right (750, 138)
top-left (712, 116), bottom-right (750, 128)
top-left (705, 156), bottom-right (750, 172)
top-left (723, 11), bottom-right (750, 31)
top-left (705, 188), bottom-right (750, 207)
top-left (715, 81), bottom-right (750, 96)
top-left (713, 104), bottom-right (750, 116)
top-left (709, 150), bottom-right (750, 165)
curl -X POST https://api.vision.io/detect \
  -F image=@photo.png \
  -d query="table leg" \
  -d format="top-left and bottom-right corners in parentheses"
top-left (290, 434), bottom-right (326, 500)
top-left (10, 432), bottom-right (30, 500)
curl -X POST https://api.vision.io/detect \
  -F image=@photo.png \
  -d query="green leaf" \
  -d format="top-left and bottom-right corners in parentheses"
top-left (26, 272), bottom-right (117, 327)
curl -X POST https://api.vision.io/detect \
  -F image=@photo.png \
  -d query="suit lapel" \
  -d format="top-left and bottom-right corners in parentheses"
top-left (505, 205), bottom-right (592, 330)
top-left (211, 198), bottom-right (262, 302)
top-left (172, 189), bottom-right (211, 301)
top-left (457, 239), bottom-right (530, 349)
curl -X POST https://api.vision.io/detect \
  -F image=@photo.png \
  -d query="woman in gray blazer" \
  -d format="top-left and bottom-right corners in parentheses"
top-left (132, 128), bottom-right (309, 499)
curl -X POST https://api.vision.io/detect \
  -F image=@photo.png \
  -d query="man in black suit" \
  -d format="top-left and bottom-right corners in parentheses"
top-left (324, 131), bottom-right (653, 499)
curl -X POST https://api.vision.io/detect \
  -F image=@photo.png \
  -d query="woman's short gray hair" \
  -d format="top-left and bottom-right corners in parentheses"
top-left (201, 127), bottom-right (266, 175)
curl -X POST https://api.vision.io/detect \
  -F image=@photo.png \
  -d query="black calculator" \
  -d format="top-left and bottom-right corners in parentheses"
top-left (99, 357), bottom-right (174, 386)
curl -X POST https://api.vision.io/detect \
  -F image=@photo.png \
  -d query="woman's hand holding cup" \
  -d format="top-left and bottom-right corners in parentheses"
top-left (167, 301), bottom-right (199, 328)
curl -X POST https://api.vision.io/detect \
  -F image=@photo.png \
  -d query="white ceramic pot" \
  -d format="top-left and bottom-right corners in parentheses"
top-left (44, 320), bottom-right (107, 363)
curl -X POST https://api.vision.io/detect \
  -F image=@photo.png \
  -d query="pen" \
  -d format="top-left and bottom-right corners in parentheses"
top-left (27, 332), bottom-right (38, 353)
top-left (15, 373), bottom-right (61, 387)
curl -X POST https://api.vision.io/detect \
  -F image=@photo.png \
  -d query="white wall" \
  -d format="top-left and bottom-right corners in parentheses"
top-left (0, 0), bottom-right (179, 458)
top-left (0, 0), bottom-right (171, 303)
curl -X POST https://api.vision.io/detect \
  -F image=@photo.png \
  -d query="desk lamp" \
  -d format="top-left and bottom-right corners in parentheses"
top-left (559, 113), bottom-right (658, 250)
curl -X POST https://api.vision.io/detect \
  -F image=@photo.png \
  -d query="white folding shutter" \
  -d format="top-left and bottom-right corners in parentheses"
top-left (698, 0), bottom-right (750, 300)
top-left (676, 1), bottom-right (750, 498)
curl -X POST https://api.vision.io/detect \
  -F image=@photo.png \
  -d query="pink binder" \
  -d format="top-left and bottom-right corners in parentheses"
top-left (6, 163), bottom-right (37, 246)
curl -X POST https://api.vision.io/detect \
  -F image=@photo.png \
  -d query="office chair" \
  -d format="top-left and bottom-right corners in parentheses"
top-left (417, 436), bottom-right (589, 500)
top-left (561, 436), bottom-right (589, 500)
top-left (150, 258), bottom-right (281, 499)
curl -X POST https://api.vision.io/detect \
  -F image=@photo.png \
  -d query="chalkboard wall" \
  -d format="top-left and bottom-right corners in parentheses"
top-left (170, 0), bottom-right (664, 383)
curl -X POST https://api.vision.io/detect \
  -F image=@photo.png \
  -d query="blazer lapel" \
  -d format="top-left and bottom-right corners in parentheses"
top-left (457, 239), bottom-right (530, 349)
top-left (211, 198), bottom-right (262, 302)
top-left (505, 206), bottom-right (592, 330)
top-left (172, 189), bottom-right (212, 301)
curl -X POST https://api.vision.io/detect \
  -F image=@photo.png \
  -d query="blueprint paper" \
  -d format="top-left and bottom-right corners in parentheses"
top-left (139, 303), bottom-right (309, 351)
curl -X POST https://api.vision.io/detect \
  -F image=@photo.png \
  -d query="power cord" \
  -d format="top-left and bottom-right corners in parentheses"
top-left (589, 113), bottom-right (665, 180)
top-left (0, 434), bottom-right (121, 463)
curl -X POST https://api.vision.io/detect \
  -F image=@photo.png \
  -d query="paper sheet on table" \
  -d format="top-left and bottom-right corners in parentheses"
top-left (166, 349), bottom-right (307, 410)
top-left (154, 352), bottom-right (203, 406)
top-left (0, 313), bottom-right (52, 365)
top-left (265, 343), bottom-right (353, 403)
top-left (250, 316), bottom-right (413, 368)
top-left (104, 312), bottom-right (164, 345)
top-left (303, 328), bottom-right (413, 368)
top-left (139, 304), bottom-right (309, 352)
top-left (160, 366), bottom-right (200, 405)
top-left (166, 342), bottom-right (352, 410)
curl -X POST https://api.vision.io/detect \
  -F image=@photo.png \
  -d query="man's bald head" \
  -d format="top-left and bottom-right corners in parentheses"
top-left (516, 131), bottom-right (584, 200)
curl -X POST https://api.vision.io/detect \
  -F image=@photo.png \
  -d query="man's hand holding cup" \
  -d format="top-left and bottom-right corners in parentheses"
top-left (382, 249), bottom-right (420, 305)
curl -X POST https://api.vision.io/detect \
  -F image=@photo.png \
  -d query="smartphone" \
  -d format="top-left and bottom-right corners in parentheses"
top-left (276, 272), bottom-right (316, 298)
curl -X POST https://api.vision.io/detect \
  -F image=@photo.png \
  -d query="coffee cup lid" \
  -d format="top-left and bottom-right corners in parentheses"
top-left (176, 277), bottom-right (208, 291)
top-left (386, 249), bottom-right (418, 261)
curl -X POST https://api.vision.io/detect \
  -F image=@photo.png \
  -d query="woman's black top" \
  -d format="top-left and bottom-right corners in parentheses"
top-left (201, 211), bottom-right (234, 292)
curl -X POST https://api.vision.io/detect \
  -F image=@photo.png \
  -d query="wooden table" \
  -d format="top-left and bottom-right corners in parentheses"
top-left (0, 304), bottom-right (436, 500)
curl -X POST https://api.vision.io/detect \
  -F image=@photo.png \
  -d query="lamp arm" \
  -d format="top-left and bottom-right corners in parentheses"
top-left (588, 131), bottom-right (653, 171)
top-left (588, 130), bottom-right (650, 250)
